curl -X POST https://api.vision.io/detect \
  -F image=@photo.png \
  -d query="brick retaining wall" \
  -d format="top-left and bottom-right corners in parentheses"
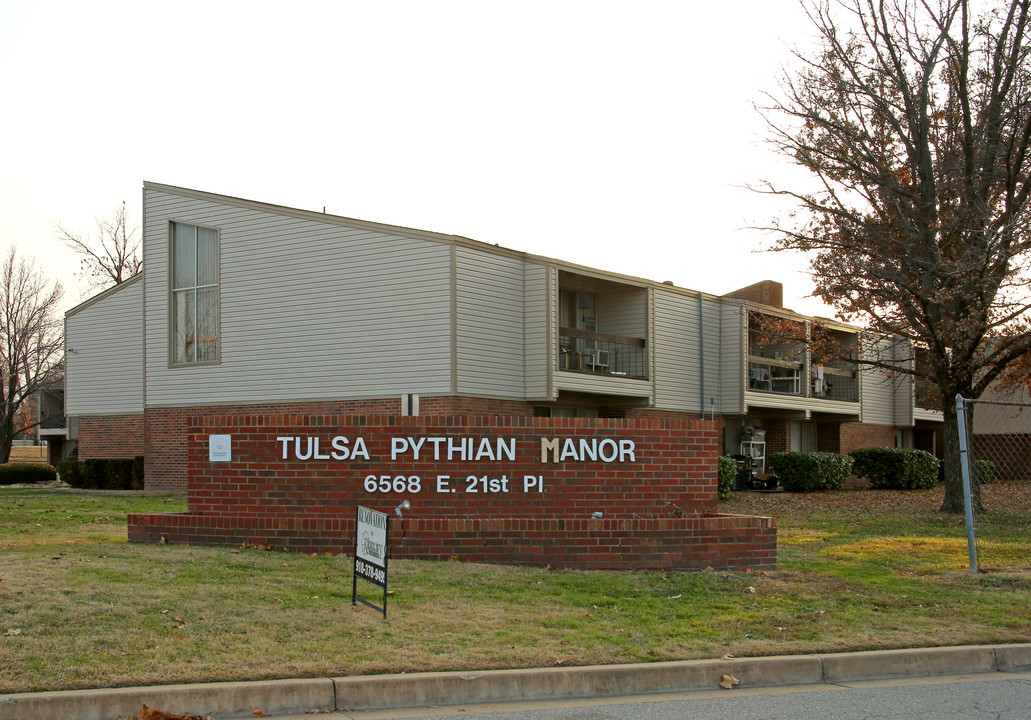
top-left (128, 414), bottom-right (777, 570)
top-left (143, 397), bottom-right (537, 491)
top-left (128, 512), bottom-right (776, 571)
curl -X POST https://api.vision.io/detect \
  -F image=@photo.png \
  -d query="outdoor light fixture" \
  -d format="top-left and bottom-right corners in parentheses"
top-left (395, 499), bottom-right (411, 517)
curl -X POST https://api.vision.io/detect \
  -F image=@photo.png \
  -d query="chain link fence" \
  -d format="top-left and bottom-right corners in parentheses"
top-left (964, 396), bottom-right (1031, 482)
top-left (957, 393), bottom-right (1031, 571)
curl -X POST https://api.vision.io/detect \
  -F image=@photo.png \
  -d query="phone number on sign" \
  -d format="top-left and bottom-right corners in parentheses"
top-left (363, 474), bottom-right (544, 493)
top-left (354, 559), bottom-right (386, 584)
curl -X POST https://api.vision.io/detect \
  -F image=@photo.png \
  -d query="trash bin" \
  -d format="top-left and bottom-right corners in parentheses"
top-left (730, 454), bottom-right (751, 491)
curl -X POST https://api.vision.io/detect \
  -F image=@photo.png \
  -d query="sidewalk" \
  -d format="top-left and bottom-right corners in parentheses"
top-left (2, 644), bottom-right (1029, 720)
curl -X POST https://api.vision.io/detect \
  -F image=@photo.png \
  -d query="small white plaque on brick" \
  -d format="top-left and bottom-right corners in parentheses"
top-left (209, 434), bottom-right (232, 462)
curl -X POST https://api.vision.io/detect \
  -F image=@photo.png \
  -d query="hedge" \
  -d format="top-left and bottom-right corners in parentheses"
top-left (849, 447), bottom-right (939, 489)
top-left (717, 456), bottom-right (735, 500)
top-left (0, 463), bottom-right (58, 485)
top-left (769, 451), bottom-right (853, 492)
top-left (975, 459), bottom-right (996, 485)
top-left (57, 457), bottom-right (144, 490)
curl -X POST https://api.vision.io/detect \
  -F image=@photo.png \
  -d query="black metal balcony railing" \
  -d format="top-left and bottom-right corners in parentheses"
top-left (810, 365), bottom-right (859, 402)
top-left (748, 358), bottom-right (859, 401)
top-left (558, 327), bottom-right (647, 380)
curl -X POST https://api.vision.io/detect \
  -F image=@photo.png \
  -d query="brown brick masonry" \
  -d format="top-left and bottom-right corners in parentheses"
top-left (840, 422), bottom-right (897, 455)
top-left (127, 513), bottom-right (776, 571)
top-left (128, 413), bottom-right (776, 571)
top-left (79, 414), bottom-right (145, 459)
top-left (143, 397), bottom-right (536, 491)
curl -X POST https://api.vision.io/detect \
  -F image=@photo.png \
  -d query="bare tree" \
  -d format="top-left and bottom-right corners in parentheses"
top-left (759, 0), bottom-right (1031, 512)
top-left (55, 201), bottom-right (141, 292)
top-left (0, 248), bottom-right (64, 463)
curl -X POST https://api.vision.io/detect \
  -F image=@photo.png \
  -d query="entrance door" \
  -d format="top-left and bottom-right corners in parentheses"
top-left (790, 422), bottom-right (804, 452)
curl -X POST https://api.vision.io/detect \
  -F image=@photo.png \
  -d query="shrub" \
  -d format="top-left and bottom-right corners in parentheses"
top-left (73, 458), bottom-right (139, 490)
top-left (975, 459), bottom-right (996, 485)
top-left (81, 459), bottom-right (108, 489)
top-left (769, 452), bottom-right (852, 492)
top-left (717, 456), bottom-right (735, 499)
top-left (57, 460), bottom-right (84, 487)
top-left (131, 456), bottom-right (145, 490)
top-left (0, 463), bottom-right (57, 485)
top-left (849, 447), bottom-right (939, 489)
top-left (109, 459), bottom-right (133, 490)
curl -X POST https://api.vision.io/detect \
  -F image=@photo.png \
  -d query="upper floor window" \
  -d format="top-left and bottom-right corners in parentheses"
top-left (171, 222), bottom-right (219, 364)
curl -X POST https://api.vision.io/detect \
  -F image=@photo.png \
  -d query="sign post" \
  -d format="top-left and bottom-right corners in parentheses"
top-left (353, 505), bottom-right (389, 617)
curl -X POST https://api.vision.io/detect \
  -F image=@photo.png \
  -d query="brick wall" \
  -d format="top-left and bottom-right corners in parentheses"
top-left (128, 414), bottom-right (777, 571)
top-left (418, 397), bottom-right (535, 416)
top-left (840, 423), bottom-right (897, 454)
top-left (723, 280), bottom-right (784, 309)
top-left (145, 399), bottom-right (401, 492)
top-left (187, 414), bottom-right (719, 518)
top-left (628, 408), bottom-right (702, 421)
top-left (128, 512), bottom-right (776, 571)
top-left (762, 420), bottom-right (790, 454)
top-left (144, 396), bottom-right (535, 491)
top-left (78, 414), bottom-right (145, 459)
top-left (816, 422), bottom-right (842, 453)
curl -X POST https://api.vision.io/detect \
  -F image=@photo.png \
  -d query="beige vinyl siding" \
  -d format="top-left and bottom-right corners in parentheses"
top-left (596, 283), bottom-right (648, 338)
top-left (455, 247), bottom-right (525, 398)
top-left (144, 187), bottom-right (453, 407)
top-left (523, 263), bottom-right (550, 399)
top-left (719, 300), bottom-right (746, 414)
top-left (65, 277), bottom-right (144, 415)
top-left (652, 289), bottom-right (702, 413)
top-left (549, 266), bottom-right (560, 375)
top-left (859, 336), bottom-right (900, 426)
top-left (894, 342), bottom-right (916, 426)
top-left (699, 295), bottom-right (723, 415)
top-left (555, 372), bottom-right (652, 398)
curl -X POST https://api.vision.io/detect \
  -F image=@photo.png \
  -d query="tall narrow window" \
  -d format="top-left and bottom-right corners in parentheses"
top-left (171, 222), bottom-right (219, 364)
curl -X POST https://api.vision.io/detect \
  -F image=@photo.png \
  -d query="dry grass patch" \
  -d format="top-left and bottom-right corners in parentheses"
top-left (1, 483), bottom-right (1030, 694)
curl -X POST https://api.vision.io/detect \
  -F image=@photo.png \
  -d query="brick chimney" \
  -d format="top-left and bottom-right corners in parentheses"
top-left (723, 280), bottom-right (784, 309)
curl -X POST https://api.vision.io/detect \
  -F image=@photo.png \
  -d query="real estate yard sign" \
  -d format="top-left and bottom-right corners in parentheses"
top-left (353, 505), bottom-right (389, 617)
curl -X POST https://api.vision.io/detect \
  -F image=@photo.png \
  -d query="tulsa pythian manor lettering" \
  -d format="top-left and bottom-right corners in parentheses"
top-left (276, 435), bottom-right (637, 464)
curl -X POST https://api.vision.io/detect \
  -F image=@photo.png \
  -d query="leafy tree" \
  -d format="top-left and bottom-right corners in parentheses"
top-left (55, 201), bottom-right (141, 292)
top-left (0, 248), bottom-right (63, 463)
top-left (759, 0), bottom-right (1031, 513)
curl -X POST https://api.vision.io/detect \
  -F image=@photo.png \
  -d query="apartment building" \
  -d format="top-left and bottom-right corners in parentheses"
top-left (65, 182), bottom-right (943, 491)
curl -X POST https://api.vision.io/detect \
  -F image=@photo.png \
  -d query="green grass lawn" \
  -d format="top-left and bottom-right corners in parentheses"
top-left (0, 483), bottom-right (1028, 694)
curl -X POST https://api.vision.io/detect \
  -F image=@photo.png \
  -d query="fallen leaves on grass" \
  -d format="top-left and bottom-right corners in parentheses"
top-left (723, 482), bottom-right (1031, 517)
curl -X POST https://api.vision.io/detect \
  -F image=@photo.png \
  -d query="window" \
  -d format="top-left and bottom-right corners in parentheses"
top-left (171, 222), bottom-right (219, 364)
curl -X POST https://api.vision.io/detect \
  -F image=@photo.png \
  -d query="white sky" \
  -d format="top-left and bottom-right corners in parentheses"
top-left (0, 0), bottom-right (834, 316)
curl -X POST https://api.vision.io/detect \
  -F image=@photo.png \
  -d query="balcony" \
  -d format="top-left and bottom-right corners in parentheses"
top-left (748, 357), bottom-right (804, 396)
top-left (811, 364), bottom-right (858, 402)
top-left (558, 328), bottom-right (647, 380)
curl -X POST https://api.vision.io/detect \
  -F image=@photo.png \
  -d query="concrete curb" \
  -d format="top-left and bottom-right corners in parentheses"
top-left (1, 644), bottom-right (1028, 720)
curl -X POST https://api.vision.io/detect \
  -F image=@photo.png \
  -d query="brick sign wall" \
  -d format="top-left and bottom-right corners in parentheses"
top-left (129, 414), bottom-right (776, 571)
